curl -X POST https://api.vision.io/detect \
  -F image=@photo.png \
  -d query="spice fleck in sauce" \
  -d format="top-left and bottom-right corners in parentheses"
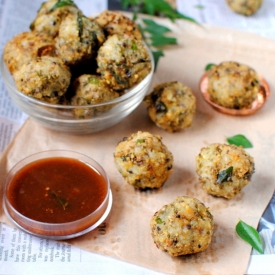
top-left (8, 157), bottom-right (107, 223)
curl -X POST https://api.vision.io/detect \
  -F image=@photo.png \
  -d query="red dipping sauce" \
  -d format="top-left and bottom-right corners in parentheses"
top-left (8, 157), bottom-right (107, 223)
top-left (4, 151), bottom-right (111, 239)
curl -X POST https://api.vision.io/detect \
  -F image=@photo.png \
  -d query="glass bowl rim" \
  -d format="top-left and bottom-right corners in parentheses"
top-left (3, 150), bottom-right (111, 232)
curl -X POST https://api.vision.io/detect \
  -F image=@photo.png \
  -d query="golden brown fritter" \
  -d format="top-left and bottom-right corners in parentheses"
top-left (55, 12), bottom-right (105, 66)
top-left (30, 0), bottom-right (81, 38)
top-left (226, 0), bottom-right (263, 15)
top-left (207, 61), bottom-right (260, 109)
top-left (196, 143), bottom-right (255, 199)
top-left (150, 196), bottom-right (214, 257)
top-left (3, 31), bottom-right (55, 75)
top-left (97, 33), bottom-right (152, 90)
top-left (144, 81), bottom-right (196, 132)
top-left (114, 131), bottom-right (173, 189)
top-left (95, 10), bottom-right (142, 40)
top-left (13, 56), bottom-right (71, 104)
top-left (71, 74), bottom-right (119, 118)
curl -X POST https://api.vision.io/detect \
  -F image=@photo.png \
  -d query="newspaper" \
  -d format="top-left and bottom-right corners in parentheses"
top-left (0, 223), bottom-right (164, 275)
top-left (0, 0), bottom-right (275, 274)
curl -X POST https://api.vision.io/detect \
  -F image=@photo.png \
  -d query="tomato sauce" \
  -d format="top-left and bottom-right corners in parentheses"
top-left (7, 157), bottom-right (107, 223)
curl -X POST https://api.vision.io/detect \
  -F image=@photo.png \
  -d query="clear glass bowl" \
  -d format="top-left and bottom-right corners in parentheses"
top-left (3, 150), bottom-right (112, 240)
top-left (0, 54), bottom-right (154, 134)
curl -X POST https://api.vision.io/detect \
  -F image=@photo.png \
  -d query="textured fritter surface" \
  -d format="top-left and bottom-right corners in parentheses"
top-left (114, 131), bottom-right (173, 189)
top-left (95, 10), bottom-right (142, 39)
top-left (144, 81), bottom-right (196, 132)
top-left (30, 0), bottom-right (80, 38)
top-left (207, 61), bottom-right (260, 109)
top-left (55, 13), bottom-right (105, 66)
top-left (71, 74), bottom-right (119, 118)
top-left (196, 143), bottom-right (255, 199)
top-left (150, 196), bottom-right (214, 257)
top-left (3, 31), bottom-right (55, 75)
top-left (97, 33), bottom-right (152, 90)
top-left (13, 56), bottom-right (71, 103)
top-left (226, 0), bottom-right (263, 15)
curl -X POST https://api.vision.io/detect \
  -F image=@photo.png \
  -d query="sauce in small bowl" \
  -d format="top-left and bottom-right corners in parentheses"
top-left (3, 150), bottom-right (112, 240)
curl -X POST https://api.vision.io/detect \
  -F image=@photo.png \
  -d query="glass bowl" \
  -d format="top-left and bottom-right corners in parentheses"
top-left (3, 150), bottom-right (112, 240)
top-left (0, 53), bottom-right (154, 134)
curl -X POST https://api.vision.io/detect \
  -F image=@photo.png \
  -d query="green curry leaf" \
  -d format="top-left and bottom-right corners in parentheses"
top-left (205, 63), bottom-right (216, 71)
top-left (150, 35), bottom-right (177, 47)
top-left (77, 12), bottom-right (84, 42)
top-left (120, 0), bottom-right (197, 70)
top-left (227, 134), bottom-right (253, 148)
top-left (156, 217), bottom-right (163, 224)
top-left (50, 190), bottom-right (68, 210)
top-left (236, 220), bottom-right (264, 254)
top-left (142, 19), bottom-right (171, 35)
top-left (49, 0), bottom-right (76, 12)
top-left (216, 166), bottom-right (233, 184)
top-left (152, 50), bottom-right (164, 71)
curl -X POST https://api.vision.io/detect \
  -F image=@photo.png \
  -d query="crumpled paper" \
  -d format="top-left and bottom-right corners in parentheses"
top-left (1, 18), bottom-right (275, 275)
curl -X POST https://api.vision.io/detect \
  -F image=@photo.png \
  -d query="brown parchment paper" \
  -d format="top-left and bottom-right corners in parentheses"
top-left (1, 18), bottom-right (275, 275)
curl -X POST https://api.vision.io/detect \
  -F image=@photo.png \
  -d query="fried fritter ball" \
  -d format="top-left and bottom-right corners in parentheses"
top-left (55, 12), bottom-right (105, 66)
top-left (114, 131), bottom-right (173, 189)
top-left (195, 143), bottom-right (255, 199)
top-left (226, 0), bottom-right (263, 15)
top-left (13, 56), bottom-right (71, 104)
top-left (97, 33), bottom-right (152, 90)
top-left (70, 74), bottom-right (119, 118)
top-left (3, 31), bottom-right (55, 75)
top-left (30, 0), bottom-right (80, 38)
top-left (94, 10), bottom-right (142, 40)
top-left (144, 81), bottom-right (196, 132)
top-left (207, 61), bottom-right (260, 109)
top-left (150, 196), bottom-right (214, 257)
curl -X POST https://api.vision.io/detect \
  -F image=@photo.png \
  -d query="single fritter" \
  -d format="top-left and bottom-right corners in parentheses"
top-left (95, 10), bottom-right (142, 39)
top-left (114, 131), bottom-right (173, 189)
top-left (3, 31), bottom-right (55, 75)
top-left (144, 81), bottom-right (196, 132)
top-left (195, 143), bottom-right (255, 199)
top-left (207, 61), bottom-right (260, 109)
top-left (13, 56), bottom-right (71, 104)
top-left (71, 74), bottom-right (119, 118)
top-left (226, 0), bottom-right (263, 15)
top-left (150, 196), bottom-right (214, 257)
top-left (55, 12), bottom-right (105, 66)
top-left (30, 0), bottom-right (81, 38)
top-left (97, 33), bottom-right (152, 90)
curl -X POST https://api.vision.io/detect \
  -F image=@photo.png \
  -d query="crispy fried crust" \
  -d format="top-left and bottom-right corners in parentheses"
top-left (71, 74), bottom-right (119, 118)
top-left (3, 31), bottom-right (55, 75)
top-left (95, 10), bottom-right (142, 40)
top-left (207, 61), bottom-right (260, 109)
top-left (144, 81), bottom-right (196, 132)
top-left (13, 56), bottom-right (71, 104)
top-left (196, 143), bottom-right (255, 199)
top-left (226, 0), bottom-right (263, 15)
top-left (114, 131), bottom-right (173, 189)
top-left (150, 196), bottom-right (214, 256)
top-left (97, 33), bottom-right (152, 90)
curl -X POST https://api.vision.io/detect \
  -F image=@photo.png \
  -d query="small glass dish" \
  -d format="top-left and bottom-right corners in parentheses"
top-left (3, 150), bottom-right (112, 240)
top-left (199, 73), bottom-right (270, 115)
top-left (0, 50), bottom-right (154, 134)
